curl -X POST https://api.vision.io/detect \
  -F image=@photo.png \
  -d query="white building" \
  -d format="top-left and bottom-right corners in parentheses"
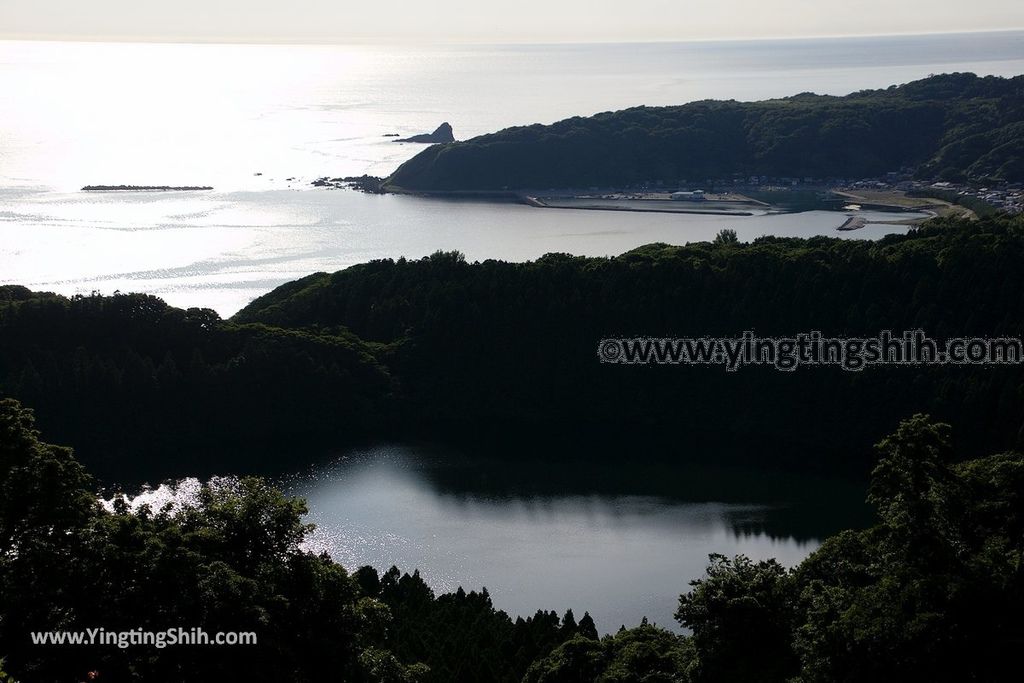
top-left (671, 190), bottom-right (706, 201)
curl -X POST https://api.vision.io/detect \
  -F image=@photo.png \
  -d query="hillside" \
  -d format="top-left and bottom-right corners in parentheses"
top-left (235, 215), bottom-right (1024, 468)
top-left (5, 216), bottom-right (1024, 476)
top-left (384, 73), bottom-right (1024, 191)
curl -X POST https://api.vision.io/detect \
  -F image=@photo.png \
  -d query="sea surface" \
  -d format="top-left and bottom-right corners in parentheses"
top-left (3, 32), bottom-right (1023, 314)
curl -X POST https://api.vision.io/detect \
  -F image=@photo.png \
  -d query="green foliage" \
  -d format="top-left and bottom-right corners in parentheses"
top-left (522, 636), bottom-right (607, 683)
top-left (0, 290), bottom-right (391, 478)
top-left (2, 389), bottom-right (1024, 681)
top-left (236, 215), bottom-right (1024, 473)
top-left (0, 399), bottom-right (379, 681)
top-left (523, 625), bottom-right (696, 683)
top-left (867, 415), bottom-right (966, 560)
top-left (385, 73), bottom-right (1024, 190)
top-left (359, 648), bottom-right (430, 683)
top-left (906, 187), bottom-right (999, 216)
top-left (713, 228), bottom-right (739, 245)
top-left (354, 565), bottom-right (588, 682)
top-left (2, 211), bottom-right (1022, 681)
top-left (4, 216), bottom-right (1024, 481)
top-left (0, 399), bottom-right (581, 682)
top-left (676, 555), bottom-right (797, 682)
top-left (676, 414), bottom-right (1024, 683)
top-left (0, 398), bottom-right (96, 556)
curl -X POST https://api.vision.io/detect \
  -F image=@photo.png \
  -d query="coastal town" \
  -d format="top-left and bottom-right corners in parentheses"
top-left (837, 177), bottom-right (1023, 215)
top-left (520, 173), bottom-right (1024, 220)
top-left (317, 171), bottom-right (1023, 229)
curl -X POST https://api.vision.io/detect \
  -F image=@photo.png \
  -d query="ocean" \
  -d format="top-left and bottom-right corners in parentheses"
top-left (2, 31), bottom-right (1023, 314)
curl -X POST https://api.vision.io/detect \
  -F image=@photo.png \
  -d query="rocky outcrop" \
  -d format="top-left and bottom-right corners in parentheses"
top-left (394, 122), bottom-right (455, 144)
top-left (312, 176), bottom-right (385, 193)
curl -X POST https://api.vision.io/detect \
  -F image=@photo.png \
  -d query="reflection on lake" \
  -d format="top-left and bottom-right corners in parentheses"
top-left (280, 444), bottom-right (871, 634)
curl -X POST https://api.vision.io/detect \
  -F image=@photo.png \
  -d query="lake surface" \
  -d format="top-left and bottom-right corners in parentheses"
top-left (2, 32), bottom-right (1023, 315)
top-left (277, 444), bottom-right (871, 634)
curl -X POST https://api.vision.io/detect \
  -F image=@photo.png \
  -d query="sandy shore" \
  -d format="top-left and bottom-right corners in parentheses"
top-left (526, 193), bottom-right (767, 216)
top-left (833, 189), bottom-right (972, 219)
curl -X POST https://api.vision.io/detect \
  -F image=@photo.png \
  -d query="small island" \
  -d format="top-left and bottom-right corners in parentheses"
top-left (393, 122), bottom-right (455, 144)
top-left (81, 184), bottom-right (214, 191)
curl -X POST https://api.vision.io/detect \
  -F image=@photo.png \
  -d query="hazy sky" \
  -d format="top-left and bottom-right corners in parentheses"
top-left (2, 0), bottom-right (1023, 43)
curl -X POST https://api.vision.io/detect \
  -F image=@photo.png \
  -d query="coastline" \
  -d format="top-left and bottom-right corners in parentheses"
top-left (380, 183), bottom-right (953, 229)
top-left (832, 189), bottom-right (971, 220)
top-left (524, 200), bottom-right (756, 217)
top-left (384, 184), bottom-right (769, 216)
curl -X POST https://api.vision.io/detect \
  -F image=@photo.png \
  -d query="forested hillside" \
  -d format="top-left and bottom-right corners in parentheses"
top-left (3, 216), bottom-right (1024, 477)
top-left (237, 215), bottom-right (1024, 471)
top-left (2, 401), bottom-right (1020, 681)
top-left (0, 288), bottom-right (391, 477)
top-left (384, 73), bottom-right (1024, 191)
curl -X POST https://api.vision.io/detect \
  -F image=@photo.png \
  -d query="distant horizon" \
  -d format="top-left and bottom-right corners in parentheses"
top-left (3, 0), bottom-right (1023, 45)
top-left (2, 27), bottom-right (1023, 48)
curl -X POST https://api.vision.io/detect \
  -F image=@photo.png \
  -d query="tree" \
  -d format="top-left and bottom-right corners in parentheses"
top-left (675, 554), bottom-right (797, 683)
top-left (713, 228), bottom-right (739, 245)
top-left (867, 414), bottom-right (967, 563)
top-left (577, 612), bottom-right (599, 640)
top-left (791, 415), bottom-right (1024, 682)
top-left (0, 398), bottom-right (96, 555)
top-left (523, 624), bottom-right (695, 683)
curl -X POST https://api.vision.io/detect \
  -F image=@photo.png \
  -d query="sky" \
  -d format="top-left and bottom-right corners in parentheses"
top-left (2, 0), bottom-right (1023, 44)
